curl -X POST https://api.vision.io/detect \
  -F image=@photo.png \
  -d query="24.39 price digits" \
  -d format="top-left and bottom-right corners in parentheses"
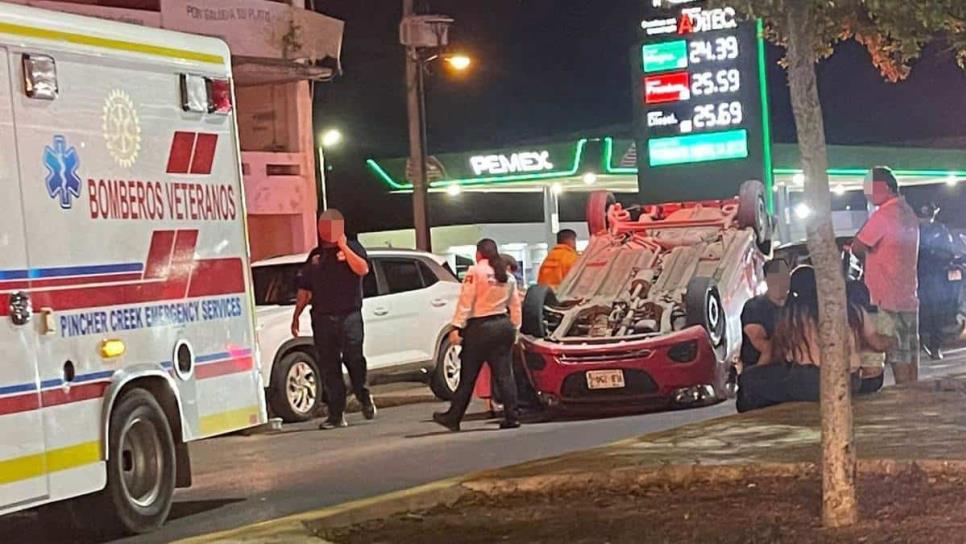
top-left (691, 69), bottom-right (740, 96)
top-left (693, 102), bottom-right (743, 129)
top-left (689, 36), bottom-right (739, 64)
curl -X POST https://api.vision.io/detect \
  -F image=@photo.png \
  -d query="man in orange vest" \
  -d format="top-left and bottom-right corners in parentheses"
top-left (538, 229), bottom-right (579, 288)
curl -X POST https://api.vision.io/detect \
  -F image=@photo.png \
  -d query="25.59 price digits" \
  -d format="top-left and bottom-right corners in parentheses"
top-left (693, 102), bottom-right (743, 129)
top-left (689, 36), bottom-right (739, 64)
top-left (691, 69), bottom-right (740, 96)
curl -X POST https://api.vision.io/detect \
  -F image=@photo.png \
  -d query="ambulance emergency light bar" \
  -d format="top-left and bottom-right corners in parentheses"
top-left (180, 73), bottom-right (233, 115)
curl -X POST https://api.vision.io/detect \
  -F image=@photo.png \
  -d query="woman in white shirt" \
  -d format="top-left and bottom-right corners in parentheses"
top-left (433, 239), bottom-right (522, 431)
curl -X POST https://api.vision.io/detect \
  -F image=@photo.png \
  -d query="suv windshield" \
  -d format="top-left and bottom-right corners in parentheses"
top-left (253, 263), bottom-right (302, 306)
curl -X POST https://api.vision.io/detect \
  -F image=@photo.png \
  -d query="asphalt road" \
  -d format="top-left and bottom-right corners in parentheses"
top-left (3, 351), bottom-right (964, 543)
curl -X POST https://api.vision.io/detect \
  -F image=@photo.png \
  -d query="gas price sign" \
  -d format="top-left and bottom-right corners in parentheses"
top-left (634, 0), bottom-right (772, 203)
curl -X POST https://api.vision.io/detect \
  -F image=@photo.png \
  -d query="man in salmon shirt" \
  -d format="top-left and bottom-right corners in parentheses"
top-left (852, 166), bottom-right (921, 383)
top-left (538, 229), bottom-right (579, 288)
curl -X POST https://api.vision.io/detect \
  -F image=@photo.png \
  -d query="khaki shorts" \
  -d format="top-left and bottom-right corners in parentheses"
top-left (875, 310), bottom-right (920, 367)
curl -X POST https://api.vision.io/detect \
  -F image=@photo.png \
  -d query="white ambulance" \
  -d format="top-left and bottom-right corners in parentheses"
top-left (0, 3), bottom-right (266, 535)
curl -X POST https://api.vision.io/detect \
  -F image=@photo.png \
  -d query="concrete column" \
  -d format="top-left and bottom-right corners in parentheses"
top-left (543, 186), bottom-right (560, 249)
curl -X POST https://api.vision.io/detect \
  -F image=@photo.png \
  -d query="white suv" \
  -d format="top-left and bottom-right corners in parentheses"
top-left (252, 249), bottom-right (463, 422)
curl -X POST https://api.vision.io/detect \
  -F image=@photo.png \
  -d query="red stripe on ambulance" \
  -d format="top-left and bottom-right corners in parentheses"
top-left (166, 131), bottom-right (219, 175)
top-left (0, 230), bottom-right (245, 317)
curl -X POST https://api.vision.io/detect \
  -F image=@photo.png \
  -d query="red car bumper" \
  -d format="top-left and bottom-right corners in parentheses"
top-left (519, 326), bottom-right (728, 411)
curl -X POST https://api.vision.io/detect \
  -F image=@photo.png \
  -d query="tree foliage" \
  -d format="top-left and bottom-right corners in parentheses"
top-left (715, 0), bottom-right (966, 81)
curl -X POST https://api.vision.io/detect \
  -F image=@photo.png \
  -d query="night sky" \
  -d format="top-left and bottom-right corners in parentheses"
top-left (311, 1), bottom-right (966, 232)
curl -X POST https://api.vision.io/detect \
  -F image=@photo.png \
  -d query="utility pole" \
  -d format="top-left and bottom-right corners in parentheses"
top-left (404, 0), bottom-right (432, 251)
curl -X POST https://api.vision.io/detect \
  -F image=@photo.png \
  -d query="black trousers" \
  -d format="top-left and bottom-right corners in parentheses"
top-left (312, 310), bottom-right (371, 419)
top-left (447, 315), bottom-right (518, 423)
top-left (737, 363), bottom-right (861, 413)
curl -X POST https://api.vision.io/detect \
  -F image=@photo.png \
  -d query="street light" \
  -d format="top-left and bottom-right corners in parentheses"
top-left (321, 129), bottom-right (343, 148)
top-left (445, 54), bottom-right (472, 71)
top-left (401, 6), bottom-right (469, 251)
top-left (317, 129), bottom-right (345, 212)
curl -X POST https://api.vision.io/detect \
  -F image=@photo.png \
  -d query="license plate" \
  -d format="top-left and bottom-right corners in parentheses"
top-left (949, 269), bottom-right (963, 282)
top-left (586, 369), bottom-right (625, 390)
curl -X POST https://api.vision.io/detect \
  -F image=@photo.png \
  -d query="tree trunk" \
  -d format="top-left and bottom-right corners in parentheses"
top-left (784, 1), bottom-right (858, 528)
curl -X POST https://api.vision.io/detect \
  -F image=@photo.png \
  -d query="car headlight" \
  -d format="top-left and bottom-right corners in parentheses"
top-left (525, 351), bottom-right (547, 371)
top-left (668, 340), bottom-right (699, 363)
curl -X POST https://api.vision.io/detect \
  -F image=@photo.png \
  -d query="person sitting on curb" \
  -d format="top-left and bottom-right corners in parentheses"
top-left (736, 266), bottom-right (894, 413)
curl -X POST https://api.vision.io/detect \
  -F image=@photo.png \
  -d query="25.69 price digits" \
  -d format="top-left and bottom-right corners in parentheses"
top-left (693, 102), bottom-right (743, 129)
top-left (689, 36), bottom-right (739, 64)
top-left (691, 69), bottom-right (740, 96)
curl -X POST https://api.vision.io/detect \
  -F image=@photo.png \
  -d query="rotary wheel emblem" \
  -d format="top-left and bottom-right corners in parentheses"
top-left (102, 89), bottom-right (141, 168)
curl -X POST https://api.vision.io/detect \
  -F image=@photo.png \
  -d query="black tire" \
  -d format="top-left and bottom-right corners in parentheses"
top-left (586, 191), bottom-right (616, 236)
top-left (430, 335), bottom-right (461, 400)
top-left (686, 277), bottom-right (726, 349)
top-left (738, 180), bottom-right (771, 253)
top-left (97, 389), bottom-right (176, 535)
top-left (269, 350), bottom-right (322, 423)
top-left (522, 285), bottom-right (558, 338)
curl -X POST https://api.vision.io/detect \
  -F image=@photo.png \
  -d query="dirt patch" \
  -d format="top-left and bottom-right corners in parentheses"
top-left (315, 467), bottom-right (966, 544)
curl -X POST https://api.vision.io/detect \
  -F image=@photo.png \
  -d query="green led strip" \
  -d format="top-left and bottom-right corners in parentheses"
top-left (602, 137), bottom-right (637, 174)
top-left (367, 139), bottom-right (589, 190)
top-left (774, 168), bottom-right (966, 177)
top-left (757, 18), bottom-right (775, 212)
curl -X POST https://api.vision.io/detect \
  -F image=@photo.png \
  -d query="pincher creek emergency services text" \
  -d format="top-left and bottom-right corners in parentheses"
top-left (59, 296), bottom-right (244, 338)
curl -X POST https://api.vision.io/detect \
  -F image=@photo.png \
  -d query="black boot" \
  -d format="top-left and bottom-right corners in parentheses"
top-left (432, 411), bottom-right (460, 432)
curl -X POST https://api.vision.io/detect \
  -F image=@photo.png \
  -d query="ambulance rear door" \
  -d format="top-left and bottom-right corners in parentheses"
top-left (0, 47), bottom-right (48, 512)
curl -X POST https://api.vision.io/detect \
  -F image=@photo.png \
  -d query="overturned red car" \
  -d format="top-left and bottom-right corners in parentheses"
top-left (519, 181), bottom-right (771, 412)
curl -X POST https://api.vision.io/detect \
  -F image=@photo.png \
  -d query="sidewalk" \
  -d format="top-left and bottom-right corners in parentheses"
top-left (186, 373), bottom-right (966, 543)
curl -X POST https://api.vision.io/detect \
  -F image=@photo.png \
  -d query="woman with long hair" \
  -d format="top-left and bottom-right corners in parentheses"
top-left (737, 266), bottom-right (893, 412)
top-left (434, 239), bottom-right (522, 431)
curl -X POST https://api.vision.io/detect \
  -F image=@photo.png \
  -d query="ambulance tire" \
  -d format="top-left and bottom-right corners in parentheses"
top-left (269, 350), bottom-right (322, 423)
top-left (99, 389), bottom-right (176, 535)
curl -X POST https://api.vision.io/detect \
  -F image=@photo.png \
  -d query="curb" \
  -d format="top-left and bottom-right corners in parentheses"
top-left (177, 458), bottom-right (966, 543)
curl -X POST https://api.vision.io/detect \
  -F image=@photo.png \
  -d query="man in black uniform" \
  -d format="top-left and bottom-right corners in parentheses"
top-left (292, 209), bottom-right (375, 429)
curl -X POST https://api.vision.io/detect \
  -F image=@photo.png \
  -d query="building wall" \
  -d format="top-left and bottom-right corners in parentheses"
top-left (237, 81), bottom-right (318, 261)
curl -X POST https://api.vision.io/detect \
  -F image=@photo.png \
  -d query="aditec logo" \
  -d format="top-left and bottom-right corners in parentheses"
top-left (43, 135), bottom-right (82, 209)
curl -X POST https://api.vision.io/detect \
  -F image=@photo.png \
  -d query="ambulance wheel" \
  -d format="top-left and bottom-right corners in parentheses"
top-left (270, 350), bottom-right (322, 423)
top-left (522, 285), bottom-right (558, 338)
top-left (430, 335), bottom-right (461, 400)
top-left (102, 389), bottom-right (176, 535)
top-left (587, 191), bottom-right (616, 236)
top-left (686, 277), bottom-right (726, 350)
top-left (738, 180), bottom-right (771, 253)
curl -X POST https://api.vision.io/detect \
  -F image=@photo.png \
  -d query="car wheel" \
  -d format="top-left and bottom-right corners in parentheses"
top-left (738, 180), bottom-right (771, 253)
top-left (430, 336), bottom-right (461, 400)
top-left (686, 277), bottom-right (726, 349)
top-left (586, 191), bottom-right (616, 236)
top-left (269, 350), bottom-right (322, 423)
top-left (91, 389), bottom-right (176, 536)
top-left (522, 284), bottom-right (558, 338)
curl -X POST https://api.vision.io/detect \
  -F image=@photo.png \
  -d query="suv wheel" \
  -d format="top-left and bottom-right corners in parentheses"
top-left (430, 335), bottom-right (461, 400)
top-left (269, 351), bottom-right (322, 423)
